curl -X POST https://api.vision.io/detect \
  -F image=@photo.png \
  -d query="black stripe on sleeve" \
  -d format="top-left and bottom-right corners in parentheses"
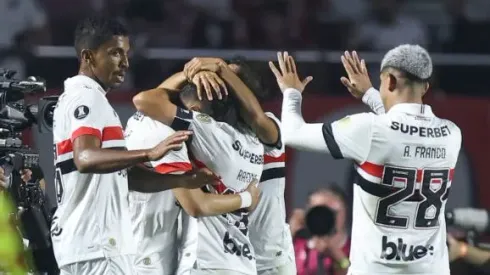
top-left (260, 117), bottom-right (282, 150)
top-left (260, 167), bottom-right (285, 182)
top-left (56, 159), bottom-right (77, 175)
top-left (322, 123), bottom-right (344, 159)
top-left (171, 107), bottom-right (193, 131)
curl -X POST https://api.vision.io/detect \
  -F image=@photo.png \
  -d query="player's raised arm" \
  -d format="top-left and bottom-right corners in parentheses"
top-left (272, 52), bottom-right (374, 163)
top-left (184, 57), bottom-right (280, 146)
top-left (340, 51), bottom-right (385, 114)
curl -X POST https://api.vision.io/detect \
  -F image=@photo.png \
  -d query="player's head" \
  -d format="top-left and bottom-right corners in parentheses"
top-left (379, 44), bottom-right (432, 111)
top-left (179, 82), bottom-right (242, 128)
top-left (75, 16), bottom-right (130, 89)
top-left (227, 57), bottom-right (268, 100)
top-left (307, 184), bottom-right (349, 233)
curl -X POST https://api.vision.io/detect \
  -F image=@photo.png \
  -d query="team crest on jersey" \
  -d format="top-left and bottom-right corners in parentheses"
top-left (74, 105), bottom-right (90, 119)
top-left (196, 113), bottom-right (211, 123)
top-left (337, 116), bottom-right (351, 128)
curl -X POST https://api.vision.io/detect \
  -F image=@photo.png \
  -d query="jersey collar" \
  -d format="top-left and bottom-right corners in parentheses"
top-left (65, 75), bottom-right (107, 96)
top-left (387, 103), bottom-right (434, 117)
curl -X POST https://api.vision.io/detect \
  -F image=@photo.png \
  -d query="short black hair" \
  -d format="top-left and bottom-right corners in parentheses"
top-left (228, 57), bottom-right (268, 99)
top-left (180, 82), bottom-right (246, 131)
top-left (74, 16), bottom-right (129, 58)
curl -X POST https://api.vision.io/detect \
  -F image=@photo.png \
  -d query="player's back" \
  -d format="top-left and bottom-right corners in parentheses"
top-left (171, 108), bottom-right (264, 274)
top-left (248, 113), bottom-right (294, 271)
top-left (125, 113), bottom-right (193, 274)
top-left (51, 75), bottom-right (134, 267)
top-left (350, 104), bottom-right (461, 275)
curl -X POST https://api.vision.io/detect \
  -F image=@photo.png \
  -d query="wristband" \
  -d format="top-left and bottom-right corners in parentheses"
top-left (239, 192), bottom-right (252, 208)
top-left (459, 242), bottom-right (468, 258)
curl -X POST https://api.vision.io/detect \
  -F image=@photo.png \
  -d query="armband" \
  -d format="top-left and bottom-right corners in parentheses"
top-left (239, 191), bottom-right (252, 208)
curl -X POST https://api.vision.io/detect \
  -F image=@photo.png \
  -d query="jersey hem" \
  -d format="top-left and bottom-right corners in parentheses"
top-left (255, 256), bottom-right (292, 271)
top-left (348, 268), bottom-right (451, 275)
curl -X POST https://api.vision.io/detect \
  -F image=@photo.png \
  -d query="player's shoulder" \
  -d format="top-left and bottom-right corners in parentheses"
top-left (127, 112), bottom-right (175, 134)
top-left (336, 112), bottom-right (377, 127)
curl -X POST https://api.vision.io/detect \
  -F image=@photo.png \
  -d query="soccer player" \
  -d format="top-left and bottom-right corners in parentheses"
top-left (133, 69), bottom-right (265, 275)
top-left (185, 57), bottom-right (296, 275)
top-left (125, 112), bottom-right (260, 275)
top-left (271, 47), bottom-right (462, 275)
top-left (51, 17), bottom-right (214, 274)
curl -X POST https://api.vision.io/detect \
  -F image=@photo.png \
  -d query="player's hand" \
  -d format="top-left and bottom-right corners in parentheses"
top-left (340, 51), bottom-right (373, 99)
top-left (184, 168), bottom-right (217, 189)
top-left (269, 51), bottom-right (313, 93)
top-left (147, 131), bottom-right (193, 161)
top-left (289, 208), bottom-right (306, 236)
top-left (192, 71), bottom-right (228, 101)
top-left (184, 57), bottom-right (227, 81)
top-left (245, 179), bottom-right (260, 212)
top-left (0, 167), bottom-right (7, 190)
top-left (20, 169), bottom-right (32, 184)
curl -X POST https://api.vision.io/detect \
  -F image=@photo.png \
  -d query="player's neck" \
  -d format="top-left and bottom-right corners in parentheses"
top-left (78, 68), bottom-right (110, 93)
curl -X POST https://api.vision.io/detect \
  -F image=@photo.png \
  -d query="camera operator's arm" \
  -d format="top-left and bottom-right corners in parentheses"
top-left (448, 235), bottom-right (490, 266)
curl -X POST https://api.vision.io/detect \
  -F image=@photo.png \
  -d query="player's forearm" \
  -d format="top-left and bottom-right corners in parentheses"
top-left (74, 148), bottom-right (149, 173)
top-left (220, 67), bottom-right (279, 144)
top-left (157, 72), bottom-right (187, 91)
top-left (132, 88), bottom-right (177, 125)
top-left (281, 89), bottom-right (330, 152)
top-left (362, 88), bottom-right (385, 114)
top-left (174, 188), bottom-right (242, 217)
top-left (128, 167), bottom-right (200, 192)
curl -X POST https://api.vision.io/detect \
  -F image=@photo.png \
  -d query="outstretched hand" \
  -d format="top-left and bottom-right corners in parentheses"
top-left (269, 52), bottom-right (313, 93)
top-left (340, 51), bottom-right (373, 99)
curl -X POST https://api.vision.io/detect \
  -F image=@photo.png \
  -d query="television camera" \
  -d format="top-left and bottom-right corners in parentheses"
top-left (0, 69), bottom-right (58, 273)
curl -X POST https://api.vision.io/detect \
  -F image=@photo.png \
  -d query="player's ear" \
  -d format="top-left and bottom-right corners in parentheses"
top-left (81, 49), bottom-right (94, 65)
top-left (388, 73), bottom-right (397, 92)
top-left (422, 82), bottom-right (430, 96)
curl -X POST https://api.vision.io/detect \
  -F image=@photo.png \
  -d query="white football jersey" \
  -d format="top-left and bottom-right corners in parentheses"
top-left (171, 107), bottom-right (264, 274)
top-left (125, 112), bottom-right (193, 275)
top-left (249, 113), bottom-right (294, 270)
top-left (51, 75), bottom-right (134, 267)
top-left (324, 102), bottom-right (461, 275)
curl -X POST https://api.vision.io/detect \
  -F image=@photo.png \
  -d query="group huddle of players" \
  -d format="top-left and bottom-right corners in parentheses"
top-left (50, 16), bottom-right (462, 275)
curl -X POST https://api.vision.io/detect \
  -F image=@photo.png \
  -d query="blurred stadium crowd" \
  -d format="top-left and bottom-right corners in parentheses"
top-left (2, 0), bottom-right (490, 96)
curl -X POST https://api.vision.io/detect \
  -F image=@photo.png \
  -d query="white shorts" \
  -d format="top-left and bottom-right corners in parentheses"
top-left (59, 255), bottom-right (136, 275)
top-left (190, 268), bottom-right (250, 275)
top-left (257, 260), bottom-right (297, 275)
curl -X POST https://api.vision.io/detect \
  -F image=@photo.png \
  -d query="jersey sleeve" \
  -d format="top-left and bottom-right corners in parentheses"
top-left (170, 107), bottom-right (222, 159)
top-left (263, 112), bottom-right (284, 154)
top-left (125, 114), bottom-right (192, 175)
top-left (65, 89), bottom-right (109, 142)
top-left (322, 112), bottom-right (375, 163)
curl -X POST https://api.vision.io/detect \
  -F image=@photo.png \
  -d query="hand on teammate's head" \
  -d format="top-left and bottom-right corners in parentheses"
top-left (147, 131), bottom-right (193, 161)
top-left (245, 179), bottom-right (260, 212)
top-left (184, 57), bottom-right (227, 81)
top-left (340, 51), bottom-right (373, 99)
top-left (192, 71), bottom-right (228, 101)
top-left (269, 51), bottom-right (313, 93)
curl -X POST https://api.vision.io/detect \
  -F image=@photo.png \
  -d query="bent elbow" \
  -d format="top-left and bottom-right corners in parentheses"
top-left (183, 206), bottom-right (204, 218)
top-left (73, 153), bottom-right (92, 173)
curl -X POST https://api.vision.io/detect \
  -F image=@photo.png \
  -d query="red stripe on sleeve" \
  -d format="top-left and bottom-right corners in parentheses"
top-left (102, 126), bottom-right (124, 141)
top-left (71, 127), bottom-right (102, 142)
top-left (56, 139), bottom-right (73, 156)
top-left (264, 153), bottom-right (286, 164)
top-left (154, 162), bottom-right (193, 174)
